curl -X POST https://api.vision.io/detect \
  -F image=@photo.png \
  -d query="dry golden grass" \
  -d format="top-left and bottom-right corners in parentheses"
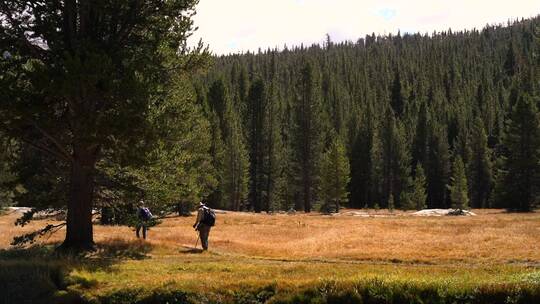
top-left (1, 208), bottom-right (539, 265)
top-left (2, 209), bottom-right (539, 300)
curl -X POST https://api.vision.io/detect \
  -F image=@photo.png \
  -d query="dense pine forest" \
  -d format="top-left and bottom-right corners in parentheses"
top-left (1, 14), bottom-right (539, 225)
top-left (194, 16), bottom-right (540, 213)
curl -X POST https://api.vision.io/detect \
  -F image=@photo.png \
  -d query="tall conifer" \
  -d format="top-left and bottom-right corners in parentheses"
top-left (411, 164), bottom-right (428, 210)
top-left (449, 156), bottom-right (469, 210)
top-left (293, 60), bottom-right (324, 212)
top-left (247, 78), bottom-right (266, 212)
top-left (494, 94), bottom-right (540, 211)
top-left (468, 117), bottom-right (493, 208)
top-left (320, 137), bottom-right (350, 212)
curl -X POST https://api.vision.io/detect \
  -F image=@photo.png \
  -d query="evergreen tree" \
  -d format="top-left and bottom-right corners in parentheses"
top-left (320, 137), bottom-right (350, 212)
top-left (370, 120), bottom-right (385, 207)
top-left (394, 121), bottom-right (412, 209)
top-left (427, 125), bottom-right (451, 208)
top-left (0, 1), bottom-right (207, 249)
top-left (494, 94), bottom-right (540, 211)
top-left (247, 78), bottom-right (266, 212)
top-left (206, 110), bottom-right (226, 209)
top-left (452, 118), bottom-right (472, 166)
top-left (127, 78), bottom-right (217, 216)
top-left (262, 78), bottom-right (284, 211)
top-left (504, 40), bottom-right (519, 77)
top-left (381, 109), bottom-right (411, 208)
top-left (390, 69), bottom-right (405, 117)
top-left (412, 102), bottom-right (430, 169)
top-left (349, 104), bottom-right (376, 208)
top-left (276, 140), bottom-right (296, 211)
top-left (207, 79), bottom-right (230, 135)
top-left (448, 156), bottom-right (469, 210)
top-left (276, 88), bottom-right (297, 211)
top-left (222, 104), bottom-right (250, 211)
top-left (293, 60), bottom-right (324, 212)
top-left (232, 63), bottom-right (250, 123)
top-left (205, 79), bottom-right (230, 209)
top-left (411, 163), bottom-right (428, 210)
top-left (468, 117), bottom-right (493, 208)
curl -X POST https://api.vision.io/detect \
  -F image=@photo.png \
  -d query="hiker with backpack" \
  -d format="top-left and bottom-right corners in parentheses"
top-left (136, 200), bottom-right (153, 239)
top-left (193, 201), bottom-right (215, 251)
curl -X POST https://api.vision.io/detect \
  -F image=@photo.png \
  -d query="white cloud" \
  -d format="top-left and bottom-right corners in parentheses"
top-left (188, 0), bottom-right (540, 55)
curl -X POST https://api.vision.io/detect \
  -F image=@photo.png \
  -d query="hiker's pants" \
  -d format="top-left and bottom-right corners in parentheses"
top-left (136, 222), bottom-right (147, 239)
top-left (198, 224), bottom-right (211, 250)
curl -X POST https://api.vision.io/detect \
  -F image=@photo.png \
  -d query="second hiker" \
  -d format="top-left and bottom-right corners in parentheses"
top-left (193, 201), bottom-right (215, 250)
top-left (136, 200), bottom-right (153, 239)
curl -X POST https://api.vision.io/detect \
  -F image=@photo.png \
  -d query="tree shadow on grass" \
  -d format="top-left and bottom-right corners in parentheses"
top-left (0, 239), bottom-right (154, 304)
top-left (91, 238), bottom-right (153, 261)
top-left (0, 238), bottom-right (153, 266)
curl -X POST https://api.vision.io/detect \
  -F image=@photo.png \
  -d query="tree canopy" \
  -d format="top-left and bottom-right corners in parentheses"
top-left (0, 0), bottom-right (210, 249)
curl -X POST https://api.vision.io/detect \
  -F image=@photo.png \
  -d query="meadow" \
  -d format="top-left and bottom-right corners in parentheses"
top-left (1, 209), bottom-right (539, 303)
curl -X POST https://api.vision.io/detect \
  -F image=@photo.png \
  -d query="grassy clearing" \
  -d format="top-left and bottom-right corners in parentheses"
top-left (1, 209), bottom-right (539, 303)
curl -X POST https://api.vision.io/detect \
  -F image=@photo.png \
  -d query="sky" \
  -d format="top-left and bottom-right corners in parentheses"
top-left (187, 0), bottom-right (540, 55)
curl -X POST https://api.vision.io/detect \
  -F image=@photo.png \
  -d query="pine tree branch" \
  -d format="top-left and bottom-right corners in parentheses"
top-left (29, 120), bottom-right (73, 162)
top-left (19, 137), bottom-right (70, 163)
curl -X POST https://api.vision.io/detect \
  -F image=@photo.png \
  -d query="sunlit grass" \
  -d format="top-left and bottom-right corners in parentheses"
top-left (1, 209), bottom-right (539, 302)
top-left (71, 252), bottom-right (537, 298)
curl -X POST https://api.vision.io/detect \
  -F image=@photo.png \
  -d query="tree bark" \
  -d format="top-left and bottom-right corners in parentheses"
top-left (59, 146), bottom-right (97, 251)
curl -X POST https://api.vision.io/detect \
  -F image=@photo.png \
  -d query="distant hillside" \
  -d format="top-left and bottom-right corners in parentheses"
top-left (194, 16), bottom-right (540, 212)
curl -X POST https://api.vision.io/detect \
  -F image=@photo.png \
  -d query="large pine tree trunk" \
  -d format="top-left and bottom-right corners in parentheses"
top-left (60, 147), bottom-right (97, 251)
